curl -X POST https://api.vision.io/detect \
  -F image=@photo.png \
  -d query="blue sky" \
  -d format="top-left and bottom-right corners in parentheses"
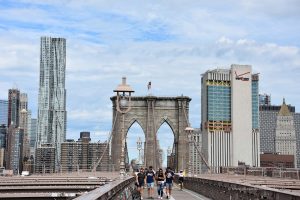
top-left (0, 0), bottom-right (300, 164)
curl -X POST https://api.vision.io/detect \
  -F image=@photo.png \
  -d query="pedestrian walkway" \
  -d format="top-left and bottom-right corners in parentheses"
top-left (141, 184), bottom-right (211, 200)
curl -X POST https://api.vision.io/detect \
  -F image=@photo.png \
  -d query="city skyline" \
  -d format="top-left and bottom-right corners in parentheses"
top-left (0, 1), bottom-right (299, 145)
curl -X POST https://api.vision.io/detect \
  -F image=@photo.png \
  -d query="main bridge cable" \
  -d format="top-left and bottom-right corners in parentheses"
top-left (181, 99), bottom-right (211, 171)
top-left (92, 110), bottom-right (119, 172)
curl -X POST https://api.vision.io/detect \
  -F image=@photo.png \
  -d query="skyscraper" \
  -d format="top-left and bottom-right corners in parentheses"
top-left (19, 93), bottom-right (30, 163)
top-left (260, 99), bottom-right (299, 167)
top-left (259, 94), bottom-right (271, 106)
top-left (0, 100), bottom-right (8, 126)
top-left (29, 118), bottom-right (37, 156)
top-left (19, 93), bottom-right (28, 110)
top-left (8, 89), bottom-right (20, 127)
top-left (260, 103), bottom-right (295, 153)
top-left (275, 99), bottom-right (297, 166)
top-left (189, 128), bottom-right (202, 174)
top-left (201, 64), bottom-right (260, 173)
top-left (6, 126), bottom-right (23, 174)
top-left (0, 125), bottom-right (6, 167)
top-left (37, 37), bottom-right (67, 171)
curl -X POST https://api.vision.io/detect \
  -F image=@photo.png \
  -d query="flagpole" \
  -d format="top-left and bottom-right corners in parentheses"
top-left (147, 81), bottom-right (152, 96)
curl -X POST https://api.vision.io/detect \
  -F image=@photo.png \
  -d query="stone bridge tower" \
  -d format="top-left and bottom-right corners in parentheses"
top-left (111, 96), bottom-right (191, 171)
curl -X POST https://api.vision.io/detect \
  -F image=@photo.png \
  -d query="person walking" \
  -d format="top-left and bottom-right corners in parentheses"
top-left (165, 167), bottom-right (174, 199)
top-left (178, 170), bottom-right (184, 190)
top-left (146, 166), bottom-right (155, 199)
top-left (136, 168), bottom-right (146, 199)
top-left (155, 168), bottom-right (165, 199)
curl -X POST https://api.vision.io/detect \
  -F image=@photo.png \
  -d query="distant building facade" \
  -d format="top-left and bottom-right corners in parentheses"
top-left (29, 118), bottom-right (37, 157)
top-left (35, 143), bottom-right (55, 174)
top-left (0, 125), bottom-right (6, 167)
top-left (259, 94), bottom-right (271, 106)
top-left (8, 89), bottom-right (20, 127)
top-left (0, 100), bottom-right (8, 126)
top-left (201, 65), bottom-right (260, 173)
top-left (295, 113), bottom-right (300, 167)
top-left (6, 127), bottom-right (23, 174)
top-left (260, 99), bottom-right (299, 167)
top-left (260, 153), bottom-right (294, 168)
top-left (189, 128), bottom-right (202, 174)
top-left (167, 146), bottom-right (176, 171)
top-left (37, 37), bottom-right (67, 170)
top-left (275, 99), bottom-right (297, 166)
top-left (0, 125), bottom-right (6, 149)
top-left (60, 132), bottom-right (110, 172)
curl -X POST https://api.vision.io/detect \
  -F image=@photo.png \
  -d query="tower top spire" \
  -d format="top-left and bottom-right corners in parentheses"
top-left (279, 98), bottom-right (291, 116)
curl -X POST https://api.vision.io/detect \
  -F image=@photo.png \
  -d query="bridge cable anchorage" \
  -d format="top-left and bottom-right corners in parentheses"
top-left (182, 101), bottom-right (211, 171)
top-left (92, 111), bottom-right (119, 172)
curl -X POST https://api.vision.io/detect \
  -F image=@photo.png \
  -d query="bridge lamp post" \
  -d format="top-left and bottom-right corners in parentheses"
top-left (185, 126), bottom-right (194, 177)
top-left (114, 77), bottom-right (134, 179)
top-left (137, 137), bottom-right (142, 166)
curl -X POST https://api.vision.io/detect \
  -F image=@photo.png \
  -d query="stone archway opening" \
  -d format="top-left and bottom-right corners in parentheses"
top-left (125, 121), bottom-right (145, 171)
top-left (156, 121), bottom-right (174, 169)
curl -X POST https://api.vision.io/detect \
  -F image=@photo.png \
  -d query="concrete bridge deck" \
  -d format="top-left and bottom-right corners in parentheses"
top-left (2, 172), bottom-right (300, 199)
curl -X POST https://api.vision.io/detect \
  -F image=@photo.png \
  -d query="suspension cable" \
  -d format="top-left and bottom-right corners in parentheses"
top-left (92, 110), bottom-right (119, 172)
top-left (181, 100), bottom-right (211, 170)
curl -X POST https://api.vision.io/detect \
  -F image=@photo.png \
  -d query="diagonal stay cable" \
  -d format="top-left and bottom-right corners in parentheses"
top-left (92, 110), bottom-right (119, 172)
top-left (181, 100), bottom-right (211, 170)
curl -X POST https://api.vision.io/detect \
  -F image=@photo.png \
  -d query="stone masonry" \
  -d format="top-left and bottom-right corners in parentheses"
top-left (111, 96), bottom-right (191, 171)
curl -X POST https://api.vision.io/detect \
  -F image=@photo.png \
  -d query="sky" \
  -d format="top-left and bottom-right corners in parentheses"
top-left (0, 0), bottom-right (300, 164)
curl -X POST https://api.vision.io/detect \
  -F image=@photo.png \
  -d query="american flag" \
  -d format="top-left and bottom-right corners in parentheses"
top-left (147, 81), bottom-right (151, 90)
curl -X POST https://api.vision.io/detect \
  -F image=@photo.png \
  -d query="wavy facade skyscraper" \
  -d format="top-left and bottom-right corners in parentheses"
top-left (37, 37), bottom-right (67, 171)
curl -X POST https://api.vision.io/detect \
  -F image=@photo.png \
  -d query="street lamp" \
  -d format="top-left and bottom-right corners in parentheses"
top-left (137, 137), bottom-right (142, 165)
top-left (185, 126), bottom-right (194, 177)
top-left (114, 77), bottom-right (134, 179)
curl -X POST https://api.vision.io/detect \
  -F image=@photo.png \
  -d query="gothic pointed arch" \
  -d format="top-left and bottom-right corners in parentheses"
top-left (125, 118), bottom-right (146, 137)
top-left (156, 117), bottom-right (176, 137)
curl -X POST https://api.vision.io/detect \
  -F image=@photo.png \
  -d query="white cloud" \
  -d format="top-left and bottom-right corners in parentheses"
top-left (94, 131), bottom-right (110, 137)
top-left (0, 0), bottom-right (300, 141)
top-left (68, 108), bottom-right (112, 122)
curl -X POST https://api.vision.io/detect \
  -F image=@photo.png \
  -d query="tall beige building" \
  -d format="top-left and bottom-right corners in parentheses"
top-left (275, 99), bottom-right (297, 167)
top-left (19, 93), bottom-right (31, 169)
top-left (189, 128), bottom-right (202, 174)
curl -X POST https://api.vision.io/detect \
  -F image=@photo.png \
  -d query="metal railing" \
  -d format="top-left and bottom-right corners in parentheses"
top-left (74, 176), bottom-right (140, 200)
top-left (220, 166), bottom-right (300, 179)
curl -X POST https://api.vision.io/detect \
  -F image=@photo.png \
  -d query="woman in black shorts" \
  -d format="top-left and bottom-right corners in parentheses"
top-left (136, 168), bottom-right (146, 199)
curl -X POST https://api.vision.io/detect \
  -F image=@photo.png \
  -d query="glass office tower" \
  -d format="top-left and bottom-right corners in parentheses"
top-left (201, 65), bottom-right (260, 173)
